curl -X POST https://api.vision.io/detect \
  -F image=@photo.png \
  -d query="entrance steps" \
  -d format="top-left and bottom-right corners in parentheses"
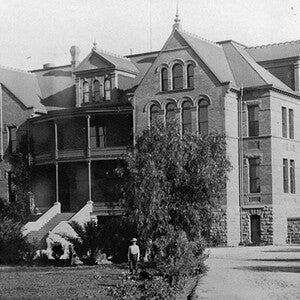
top-left (26, 213), bottom-right (74, 248)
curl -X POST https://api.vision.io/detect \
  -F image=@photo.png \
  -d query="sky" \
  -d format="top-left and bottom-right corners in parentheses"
top-left (0, 0), bottom-right (299, 71)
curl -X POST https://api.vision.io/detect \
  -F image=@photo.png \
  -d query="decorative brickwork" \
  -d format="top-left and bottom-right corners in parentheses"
top-left (210, 207), bottom-right (227, 246)
top-left (287, 218), bottom-right (300, 244)
top-left (241, 206), bottom-right (273, 245)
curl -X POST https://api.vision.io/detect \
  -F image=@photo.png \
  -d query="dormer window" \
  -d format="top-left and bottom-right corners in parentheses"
top-left (161, 68), bottom-right (168, 91)
top-left (104, 78), bottom-right (111, 101)
top-left (93, 80), bottom-right (100, 102)
top-left (172, 64), bottom-right (183, 90)
top-left (187, 64), bottom-right (194, 88)
top-left (83, 81), bottom-right (90, 103)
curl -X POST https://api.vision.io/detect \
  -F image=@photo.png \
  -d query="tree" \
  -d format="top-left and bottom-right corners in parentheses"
top-left (117, 120), bottom-right (231, 251)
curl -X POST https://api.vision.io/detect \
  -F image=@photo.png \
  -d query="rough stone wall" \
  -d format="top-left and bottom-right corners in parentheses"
top-left (210, 206), bottom-right (227, 246)
top-left (241, 206), bottom-right (273, 245)
top-left (287, 218), bottom-right (300, 244)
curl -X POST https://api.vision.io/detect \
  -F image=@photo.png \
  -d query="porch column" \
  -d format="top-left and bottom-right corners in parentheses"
top-left (54, 119), bottom-right (58, 159)
top-left (294, 62), bottom-right (300, 92)
top-left (87, 160), bottom-right (92, 203)
top-left (86, 115), bottom-right (91, 157)
top-left (55, 162), bottom-right (59, 203)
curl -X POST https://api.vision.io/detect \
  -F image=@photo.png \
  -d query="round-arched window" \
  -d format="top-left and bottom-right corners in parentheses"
top-left (198, 99), bottom-right (209, 135)
top-left (172, 64), bottom-right (183, 90)
top-left (182, 101), bottom-right (192, 133)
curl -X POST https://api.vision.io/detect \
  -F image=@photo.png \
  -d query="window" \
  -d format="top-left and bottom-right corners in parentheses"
top-left (283, 158), bottom-right (288, 193)
top-left (8, 126), bottom-right (17, 153)
top-left (248, 106), bottom-right (259, 136)
top-left (166, 103), bottom-right (176, 123)
top-left (198, 100), bottom-right (209, 135)
top-left (83, 81), bottom-right (90, 103)
top-left (90, 123), bottom-right (106, 148)
top-left (161, 68), bottom-right (168, 91)
top-left (150, 104), bottom-right (160, 126)
top-left (249, 158), bottom-right (260, 193)
top-left (289, 109), bottom-right (294, 139)
top-left (290, 160), bottom-right (295, 194)
top-left (282, 107), bottom-right (287, 138)
top-left (172, 64), bottom-right (183, 90)
top-left (104, 79), bottom-right (111, 100)
top-left (182, 101), bottom-right (192, 133)
top-left (187, 65), bottom-right (194, 88)
top-left (93, 80), bottom-right (100, 102)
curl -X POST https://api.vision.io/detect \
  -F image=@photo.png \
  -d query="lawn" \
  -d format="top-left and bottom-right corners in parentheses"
top-left (0, 264), bottom-right (125, 299)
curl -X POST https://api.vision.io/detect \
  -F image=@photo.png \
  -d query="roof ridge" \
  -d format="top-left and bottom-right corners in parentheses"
top-left (246, 40), bottom-right (300, 49)
top-left (0, 64), bottom-right (35, 75)
top-left (94, 49), bottom-right (131, 61)
top-left (179, 29), bottom-right (222, 48)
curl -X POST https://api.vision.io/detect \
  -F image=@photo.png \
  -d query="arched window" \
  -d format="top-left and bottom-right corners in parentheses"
top-left (172, 64), bottom-right (183, 90)
top-left (93, 80), bottom-right (100, 102)
top-left (166, 102), bottom-right (176, 123)
top-left (83, 81), bottom-right (89, 103)
top-left (187, 65), bottom-right (194, 88)
top-left (150, 104), bottom-right (160, 126)
top-left (198, 99), bottom-right (209, 135)
top-left (104, 79), bottom-right (111, 101)
top-left (161, 68), bottom-right (168, 91)
top-left (182, 101), bottom-right (192, 134)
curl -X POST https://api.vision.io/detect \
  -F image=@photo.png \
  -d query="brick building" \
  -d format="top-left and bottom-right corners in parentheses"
top-left (1, 15), bottom-right (300, 246)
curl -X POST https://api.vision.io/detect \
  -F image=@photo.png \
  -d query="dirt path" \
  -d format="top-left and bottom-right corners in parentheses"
top-left (195, 245), bottom-right (300, 300)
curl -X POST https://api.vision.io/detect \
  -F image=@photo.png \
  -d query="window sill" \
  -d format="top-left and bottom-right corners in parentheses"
top-left (156, 87), bottom-right (194, 95)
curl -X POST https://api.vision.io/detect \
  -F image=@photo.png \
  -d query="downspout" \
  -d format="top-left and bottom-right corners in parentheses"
top-left (238, 84), bottom-right (244, 244)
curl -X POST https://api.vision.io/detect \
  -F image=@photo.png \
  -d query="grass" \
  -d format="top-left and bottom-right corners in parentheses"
top-left (0, 264), bottom-right (125, 299)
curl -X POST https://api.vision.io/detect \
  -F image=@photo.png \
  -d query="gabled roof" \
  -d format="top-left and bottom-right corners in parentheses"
top-left (75, 49), bottom-right (139, 74)
top-left (246, 40), bottom-right (300, 62)
top-left (221, 41), bottom-right (293, 91)
top-left (177, 29), bottom-right (236, 84)
top-left (0, 65), bottom-right (46, 112)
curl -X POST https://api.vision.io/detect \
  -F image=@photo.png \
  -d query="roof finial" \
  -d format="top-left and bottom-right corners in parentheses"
top-left (92, 38), bottom-right (97, 51)
top-left (173, 2), bottom-right (182, 30)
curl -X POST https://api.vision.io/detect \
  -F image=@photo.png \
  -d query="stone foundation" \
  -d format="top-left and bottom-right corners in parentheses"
top-left (287, 218), bottom-right (300, 244)
top-left (241, 206), bottom-right (273, 245)
top-left (210, 207), bottom-right (227, 246)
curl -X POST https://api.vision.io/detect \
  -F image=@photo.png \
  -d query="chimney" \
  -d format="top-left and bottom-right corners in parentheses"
top-left (70, 46), bottom-right (80, 70)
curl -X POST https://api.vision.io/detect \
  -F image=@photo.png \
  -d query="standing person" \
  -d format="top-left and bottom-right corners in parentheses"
top-left (128, 238), bottom-right (140, 275)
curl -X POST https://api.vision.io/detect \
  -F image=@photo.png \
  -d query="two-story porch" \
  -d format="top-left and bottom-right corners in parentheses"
top-left (29, 105), bottom-right (132, 216)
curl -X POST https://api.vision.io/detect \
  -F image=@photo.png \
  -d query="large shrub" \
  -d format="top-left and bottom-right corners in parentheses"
top-left (112, 120), bottom-right (231, 297)
top-left (0, 217), bottom-right (32, 264)
top-left (63, 220), bottom-right (103, 265)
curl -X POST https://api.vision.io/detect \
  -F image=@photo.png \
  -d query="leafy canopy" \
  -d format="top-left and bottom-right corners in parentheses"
top-left (117, 120), bottom-right (231, 243)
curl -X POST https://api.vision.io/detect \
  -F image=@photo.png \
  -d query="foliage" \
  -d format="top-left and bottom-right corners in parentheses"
top-left (51, 241), bottom-right (64, 261)
top-left (113, 120), bottom-right (230, 297)
top-left (4, 139), bottom-right (34, 224)
top-left (117, 120), bottom-right (231, 245)
top-left (63, 220), bottom-right (103, 265)
top-left (0, 217), bottom-right (32, 264)
top-left (100, 216), bottom-right (137, 263)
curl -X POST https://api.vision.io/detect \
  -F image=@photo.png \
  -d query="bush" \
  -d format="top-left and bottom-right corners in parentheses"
top-left (0, 217), bottom-right (32, 264)
top-left (51, 241), bottom-right (64, 261)
top-left (63, 220), bottom-right (103, 265)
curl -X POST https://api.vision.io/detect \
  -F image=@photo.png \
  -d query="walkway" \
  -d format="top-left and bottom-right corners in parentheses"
top-left (195, 245), bottom-right (300, 300)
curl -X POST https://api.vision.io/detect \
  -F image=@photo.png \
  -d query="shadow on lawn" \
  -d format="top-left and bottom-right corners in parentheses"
top-left (247, 258), bottom-right (300, 262)
top-left (234, 266), bottom-right (300, 273)
top-left (263, 248), bottom-right (300, 253)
